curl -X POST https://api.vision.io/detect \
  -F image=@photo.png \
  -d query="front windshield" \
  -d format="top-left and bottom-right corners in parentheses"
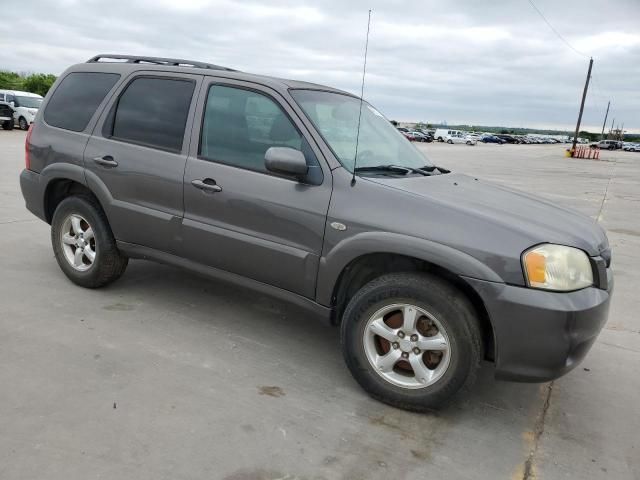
top-left (291, 90), bottom-right (433, 172)
top-left (16, 96), bottom-right (42, 108)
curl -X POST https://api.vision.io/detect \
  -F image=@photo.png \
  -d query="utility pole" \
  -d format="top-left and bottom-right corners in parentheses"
top-left (571, 57), bottom-right (593, 154)
top-left (620, 123), bottom-right (624, 141)
top-left (600, 101), bottom-right (610, 140)
top-left (609, 118), bottom-right (615, 139)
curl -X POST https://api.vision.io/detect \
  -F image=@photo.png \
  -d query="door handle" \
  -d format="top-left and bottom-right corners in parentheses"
top-left (191, 179), bottom-right (222, 193)
top-left (93, 155), bottom-right (118, 168)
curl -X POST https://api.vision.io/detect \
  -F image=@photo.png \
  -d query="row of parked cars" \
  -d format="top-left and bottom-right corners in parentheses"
top-left (396, 127), bottom-right (573, 146)
top-left (0, 89), bottom-right (43, 131)
top-left (590, 139), bottom-right (640, 151)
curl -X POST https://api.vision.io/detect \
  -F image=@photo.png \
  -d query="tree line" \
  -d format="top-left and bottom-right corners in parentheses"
top-left (0, 71), bottom-right (57, 97)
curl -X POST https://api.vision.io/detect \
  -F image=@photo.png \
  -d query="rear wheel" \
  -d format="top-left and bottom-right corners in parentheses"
top-left (51, 195), bottom-right (128, 288)
top-left (18, 117), bottom-right (28, 130)
top-left (341, 273), bottom-right (482, 411)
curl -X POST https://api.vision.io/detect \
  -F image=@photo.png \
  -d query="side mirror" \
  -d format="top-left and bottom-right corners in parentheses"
top-left (9, 101), bottom-right (15, 108)
top-left (265, 147), bottom-right (308, 180)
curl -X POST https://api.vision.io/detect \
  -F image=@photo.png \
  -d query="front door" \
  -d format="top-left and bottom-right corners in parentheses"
top-left (180, 80), bottom-right (332, 298)
top-left (85, 72), bottom-right (201, 252)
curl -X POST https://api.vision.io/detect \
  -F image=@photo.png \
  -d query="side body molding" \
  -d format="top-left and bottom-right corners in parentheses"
top-left (315, 231), bottom-right (504, 306)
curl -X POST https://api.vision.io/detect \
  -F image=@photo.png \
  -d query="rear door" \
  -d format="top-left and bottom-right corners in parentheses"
top-left (85, 72), bottom-right (202, 253)
top-left (180, 79), bottom-right (332, 298)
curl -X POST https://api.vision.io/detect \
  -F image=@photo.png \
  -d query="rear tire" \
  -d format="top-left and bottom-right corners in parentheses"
top-left (51, 195), bottom-right (128, 288)
top-left (340, 272), bottom-right (482, 412)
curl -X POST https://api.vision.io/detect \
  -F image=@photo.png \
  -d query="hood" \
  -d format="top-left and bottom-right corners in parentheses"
top-left (366, 172), bottom-right (608, 257)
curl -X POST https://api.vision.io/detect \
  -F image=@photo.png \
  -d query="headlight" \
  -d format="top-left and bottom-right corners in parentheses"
top-left (522, 244), bottom-right (593, 291)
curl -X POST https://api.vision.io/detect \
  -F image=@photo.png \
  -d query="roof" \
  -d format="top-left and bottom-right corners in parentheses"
top-left (0, 89), bottom-right (43, 98)
top-left (79, 54), bottom-right (355, 97)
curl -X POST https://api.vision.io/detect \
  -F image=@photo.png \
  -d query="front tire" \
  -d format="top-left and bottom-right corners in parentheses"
top-left (18, 117), bottom-right (28, 130)
top-left (2, 120), bottom-right (13, 130)
top-left (341, 273), bottom-right (482, 411)
top-left (51, 195), bottom-right (128, 288)
top-left (447, 139), bottom-right (453, 144)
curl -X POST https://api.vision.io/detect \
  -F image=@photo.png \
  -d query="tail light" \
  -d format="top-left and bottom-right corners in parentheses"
top-left (25, 124), bottom-right (33, 171)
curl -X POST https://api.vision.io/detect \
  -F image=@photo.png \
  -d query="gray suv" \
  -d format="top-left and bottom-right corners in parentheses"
top-left (20, 55), bottom-right (613, 411)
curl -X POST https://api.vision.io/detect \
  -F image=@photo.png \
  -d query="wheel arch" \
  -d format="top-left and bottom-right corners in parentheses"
top-left (319, 235), bottom-right (501, 360)
top-left (44, 177), bottom-right (103, 224)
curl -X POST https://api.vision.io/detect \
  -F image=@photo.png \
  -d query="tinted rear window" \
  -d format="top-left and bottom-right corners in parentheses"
top-left (44, 72), bottom-right (120, 132)
top-left (109, 77), bottom-right (195, 152)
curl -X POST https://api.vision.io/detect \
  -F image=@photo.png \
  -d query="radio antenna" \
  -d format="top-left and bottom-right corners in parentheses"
top-left (351, 9), bottom-right (372, 187)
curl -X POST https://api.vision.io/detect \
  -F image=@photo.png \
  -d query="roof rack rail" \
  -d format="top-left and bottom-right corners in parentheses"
top-left (86, 54), bottom-right (236, 72)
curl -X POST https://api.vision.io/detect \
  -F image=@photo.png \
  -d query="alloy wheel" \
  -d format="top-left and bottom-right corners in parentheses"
top-left (60, 214), bottom-right (96, 272)
top-left (363, 303), bottom-right (451, 389)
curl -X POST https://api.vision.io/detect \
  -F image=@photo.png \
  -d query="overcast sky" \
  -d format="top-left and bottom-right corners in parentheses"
top-left (1, 0), bottom-right (638, 132)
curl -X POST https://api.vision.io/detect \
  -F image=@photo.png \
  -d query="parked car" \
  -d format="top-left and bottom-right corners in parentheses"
top-left (20, 54), bottom-right (613, 412)
top-left (592, 140), bottom-right (618, 150)
top-left (0, 89), bottom-right (43, 130)
top-left (495, 134), bottom-right (518, 144)
top-left (0, 101), bottom-right (14, 130)
top-left (623, 143), bottom-right (639, 152)
top-left (416, 129), bottom-right (434, 142)
top-left (480, 134), bottom-right (504, 144)
top-left (402, 131), bottom-right (421, 141)
top-left (434, 129), bottom-right (464, 142)
top-left (445, 134), bottom-right (476, 145)
top-left (409, 131), bottom-right (432, 142)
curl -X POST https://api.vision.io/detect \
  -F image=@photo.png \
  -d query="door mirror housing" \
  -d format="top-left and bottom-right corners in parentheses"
top-left (265, 147), bottom-right (308, 180)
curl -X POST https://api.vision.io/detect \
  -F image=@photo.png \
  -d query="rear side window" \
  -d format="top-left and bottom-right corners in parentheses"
top-left (44, 72), bottom-right (120, 132)
top-left (109, 77), bottom-right (195, 152)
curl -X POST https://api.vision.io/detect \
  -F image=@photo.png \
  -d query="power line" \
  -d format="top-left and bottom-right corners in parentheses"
top-left (526, 0), bottom-right (589, 58)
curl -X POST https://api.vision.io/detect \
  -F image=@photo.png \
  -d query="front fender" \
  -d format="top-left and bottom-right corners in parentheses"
top-left (315, 231), bottom-right (504, 306)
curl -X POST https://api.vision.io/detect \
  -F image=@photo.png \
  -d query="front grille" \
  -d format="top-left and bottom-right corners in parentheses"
top-left (0, 104), bottom-right (13, 118)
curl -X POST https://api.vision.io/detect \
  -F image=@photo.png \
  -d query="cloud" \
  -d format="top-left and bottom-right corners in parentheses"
top-left (0, 0), bottom-right (637, 132)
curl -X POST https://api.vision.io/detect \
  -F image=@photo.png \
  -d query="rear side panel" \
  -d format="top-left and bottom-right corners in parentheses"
top-left (30, 69), bottom-right (123, 175)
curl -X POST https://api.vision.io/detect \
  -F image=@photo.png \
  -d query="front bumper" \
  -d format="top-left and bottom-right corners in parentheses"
top-left (465, 274), bottom-right (613, 382)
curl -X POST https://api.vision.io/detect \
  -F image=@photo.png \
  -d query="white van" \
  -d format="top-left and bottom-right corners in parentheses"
top-left (0, 90), bottom-right (44, 130)
top-left (434, 128), bottom-right (465, 142)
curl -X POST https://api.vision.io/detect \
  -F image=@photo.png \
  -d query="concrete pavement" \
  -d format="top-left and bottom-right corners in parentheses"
top-left (1, 131), bottom-right (637, 479)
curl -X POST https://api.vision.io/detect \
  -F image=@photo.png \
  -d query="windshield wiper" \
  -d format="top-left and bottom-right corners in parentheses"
top-left (355, 165), bottom-right (432, 176)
